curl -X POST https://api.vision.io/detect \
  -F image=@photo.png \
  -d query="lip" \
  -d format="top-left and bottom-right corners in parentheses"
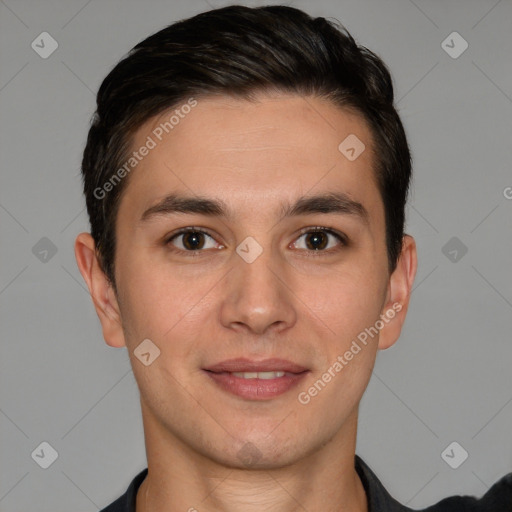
top-left (204, 358), bottom-right (308, 373)
top-left (203, 358), bottom-right (309, 401)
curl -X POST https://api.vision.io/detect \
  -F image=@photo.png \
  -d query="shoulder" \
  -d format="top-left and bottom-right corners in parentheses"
top-left (422, 472), bottom-right (512, 511)
top-left (355, 455), bottom-right (512, 512)
top-left (99, 468), bottom-right (148, 512)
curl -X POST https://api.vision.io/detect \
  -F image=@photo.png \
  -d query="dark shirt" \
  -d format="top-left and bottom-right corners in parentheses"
top-left (100, 455), bottom-right (512, 511)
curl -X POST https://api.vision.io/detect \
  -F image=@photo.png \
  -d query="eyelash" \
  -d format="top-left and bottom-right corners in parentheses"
top-left (164, 226), bottom-right (348, 258)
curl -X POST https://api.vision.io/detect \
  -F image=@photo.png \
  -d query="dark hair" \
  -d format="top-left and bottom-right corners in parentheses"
top-left (81, 4), bottom-right (411, 292)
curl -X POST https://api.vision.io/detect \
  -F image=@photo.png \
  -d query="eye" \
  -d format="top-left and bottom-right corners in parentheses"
top-left (164, 226), bottom-right (347, 257)
top-left (291, 227), bottom-right (346, 253)
top-left (166, 227), bottom-right (222, 252)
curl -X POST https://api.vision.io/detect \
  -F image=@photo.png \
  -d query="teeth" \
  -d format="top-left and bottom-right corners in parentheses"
top-left (231, 371), bottom-right (286, 379)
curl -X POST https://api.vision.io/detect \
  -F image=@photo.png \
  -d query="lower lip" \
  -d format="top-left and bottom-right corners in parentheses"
top-left (204, 370), bottom-right (309, 400)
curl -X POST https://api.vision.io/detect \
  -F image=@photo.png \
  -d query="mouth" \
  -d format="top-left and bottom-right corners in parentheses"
top-left (203, 358), bottom-right (309, 400)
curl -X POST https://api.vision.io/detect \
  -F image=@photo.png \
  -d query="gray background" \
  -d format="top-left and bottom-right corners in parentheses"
top-left (1, 0), bottom-right (511, 510)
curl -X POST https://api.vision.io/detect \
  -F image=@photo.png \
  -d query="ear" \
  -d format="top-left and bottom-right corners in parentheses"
top-left (74, 232), bottom-right (126, 348)
top-left (378, 234), bottom-right (417, 350)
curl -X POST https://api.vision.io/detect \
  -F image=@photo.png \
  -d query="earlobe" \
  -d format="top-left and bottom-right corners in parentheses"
top-left (74, 232), bottom-right (126, 348)
top-left (378, 235), bottom-right (418, 350)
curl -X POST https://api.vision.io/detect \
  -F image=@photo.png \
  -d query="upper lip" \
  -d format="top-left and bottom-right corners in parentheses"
top-left (204, 358), bottom-right (308, 373)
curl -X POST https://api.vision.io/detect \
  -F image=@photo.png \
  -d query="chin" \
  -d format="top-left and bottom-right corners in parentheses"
top-left (204, 434), bottom-right (307, 470)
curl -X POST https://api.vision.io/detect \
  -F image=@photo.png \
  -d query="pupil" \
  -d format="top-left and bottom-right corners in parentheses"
top-left (306, 232), bottom-right (327, 250)
top-left (183, 232), bottom-right (204, 250)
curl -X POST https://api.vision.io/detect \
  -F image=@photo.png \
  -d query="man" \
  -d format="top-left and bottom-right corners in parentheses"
top-left (74, 5), bottom-right (512, 511)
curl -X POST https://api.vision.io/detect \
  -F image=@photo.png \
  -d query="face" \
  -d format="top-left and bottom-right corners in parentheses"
top-left (82, 92), bottom-right (414, 469)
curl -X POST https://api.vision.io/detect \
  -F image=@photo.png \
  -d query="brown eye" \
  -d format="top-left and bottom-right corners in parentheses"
top-left (304, 231), bottom-right (328, 250)
top-left (292, 228), bottom-right (346, 252)
top-left (181, 231), bottom-right (205, 250)
top-left (167, 229), bottom-right (218, 251)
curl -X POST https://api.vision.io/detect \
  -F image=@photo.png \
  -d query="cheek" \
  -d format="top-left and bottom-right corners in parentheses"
top-left (117, 255), bottom-right (218, 352)
top-left (297, 276), bottom-right (380, 414)
top-left (297, 266), bottom-right (386, 338)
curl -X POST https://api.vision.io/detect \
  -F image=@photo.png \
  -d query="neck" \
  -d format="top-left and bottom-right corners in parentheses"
top-left (136, 405), bottom-right (368, 512)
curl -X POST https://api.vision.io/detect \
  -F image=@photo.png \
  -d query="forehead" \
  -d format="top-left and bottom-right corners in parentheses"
top-left (118, 93), bottom-right (382, 225)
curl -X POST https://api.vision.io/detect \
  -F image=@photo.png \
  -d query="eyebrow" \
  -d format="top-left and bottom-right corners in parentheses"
top-left (139, 191), bottom-right (369, 226)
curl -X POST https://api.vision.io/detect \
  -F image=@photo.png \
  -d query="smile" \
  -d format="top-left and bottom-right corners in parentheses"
top-left (231, 371), bottom-right (285, 379)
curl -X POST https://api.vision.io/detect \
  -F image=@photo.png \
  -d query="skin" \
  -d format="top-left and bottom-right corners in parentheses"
top-left (75, 92), bottom-right (417, 512)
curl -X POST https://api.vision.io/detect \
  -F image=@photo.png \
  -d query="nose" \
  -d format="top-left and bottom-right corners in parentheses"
top-left (219, 244), bottom-right (297, 336)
